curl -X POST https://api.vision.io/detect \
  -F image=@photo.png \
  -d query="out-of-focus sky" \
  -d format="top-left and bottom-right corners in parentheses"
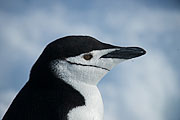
top-left (0, 0), bottom-right (180, 120)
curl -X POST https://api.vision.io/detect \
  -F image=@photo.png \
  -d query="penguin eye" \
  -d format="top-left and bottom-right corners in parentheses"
top-left (83, 53), bottom-right (93, 60)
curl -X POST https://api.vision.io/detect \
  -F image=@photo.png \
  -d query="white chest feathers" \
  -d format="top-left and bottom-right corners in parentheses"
top-left (67, 82), bottom-right (104, 120)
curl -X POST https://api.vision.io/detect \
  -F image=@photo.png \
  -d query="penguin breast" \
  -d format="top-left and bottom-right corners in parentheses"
top-left (67, 82), bottom-right (104, 120)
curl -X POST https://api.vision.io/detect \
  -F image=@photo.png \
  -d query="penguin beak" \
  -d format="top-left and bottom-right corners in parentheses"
top-left (101, 47), bottom-right (146, 59)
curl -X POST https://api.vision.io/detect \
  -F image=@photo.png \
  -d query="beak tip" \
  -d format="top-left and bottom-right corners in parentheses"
top-left (140, 48), bottom-right (146, 56)
top-left (130, 47), bottom-right (146, 59)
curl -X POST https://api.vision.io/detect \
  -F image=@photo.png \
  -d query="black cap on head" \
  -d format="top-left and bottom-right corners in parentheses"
top-left (38, 36), bottom-right (116, 62)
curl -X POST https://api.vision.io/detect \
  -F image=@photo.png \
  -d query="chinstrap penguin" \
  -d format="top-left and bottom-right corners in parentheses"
top-left (2, 36), bottom-right (146, 120)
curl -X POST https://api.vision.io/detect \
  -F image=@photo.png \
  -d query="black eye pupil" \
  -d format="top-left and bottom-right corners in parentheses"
top-left (83, 54), bottom-right (93, 60)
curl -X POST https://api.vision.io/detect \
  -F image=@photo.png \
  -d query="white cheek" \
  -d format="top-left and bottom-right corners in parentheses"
top-left (50, 60), bottom-right (108, 85)
top-left (50, 49), bottom-right (126, 85)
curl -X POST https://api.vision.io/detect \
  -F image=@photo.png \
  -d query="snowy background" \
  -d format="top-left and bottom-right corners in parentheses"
top-left (0, 0), bottom-right (180, 120)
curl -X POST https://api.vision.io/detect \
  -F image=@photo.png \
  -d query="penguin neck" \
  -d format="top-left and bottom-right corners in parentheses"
top-left (64, 78), bottom-right (104, 120)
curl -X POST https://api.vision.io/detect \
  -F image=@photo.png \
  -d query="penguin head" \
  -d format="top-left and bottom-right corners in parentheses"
top-left (31, 36), bottom-right (146, 85)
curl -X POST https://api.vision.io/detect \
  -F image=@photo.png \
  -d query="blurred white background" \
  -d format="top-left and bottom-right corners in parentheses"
top-left (0, 0), bottom-right (180, 120)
